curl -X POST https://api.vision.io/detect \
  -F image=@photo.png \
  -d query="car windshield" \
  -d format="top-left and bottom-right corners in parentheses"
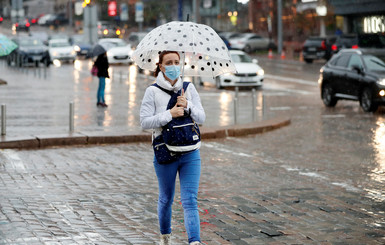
top-left (72, 36), bottom-right (85, 43)
top-left (50, 41), bottom-right (71, 47)
top-left (19, 39), bottom-right (43, 47)
top-left (231, 53), bottom-right (252, 63)
top-left (362, 55), bottom-right (385, 72)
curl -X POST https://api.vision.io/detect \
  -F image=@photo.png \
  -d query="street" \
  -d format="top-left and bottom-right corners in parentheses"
top-left (1, 52), bottom-right (385, 244)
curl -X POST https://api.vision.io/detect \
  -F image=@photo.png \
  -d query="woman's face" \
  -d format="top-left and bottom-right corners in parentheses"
top-left (160, 53), bottom-right (180, 73)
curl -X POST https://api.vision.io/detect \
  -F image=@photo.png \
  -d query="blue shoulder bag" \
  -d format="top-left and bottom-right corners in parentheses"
top-left (152, 82), bottom-right (201, 164)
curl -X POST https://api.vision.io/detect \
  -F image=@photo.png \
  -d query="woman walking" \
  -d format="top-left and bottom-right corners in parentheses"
top-left (140, 51), bottom-right (205, 245)
top-left (94, 52), bottom-right (109, 107)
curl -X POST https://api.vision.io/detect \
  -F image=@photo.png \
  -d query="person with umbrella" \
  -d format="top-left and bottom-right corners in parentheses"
top-left (140, 50), bottom-right (205, 245)
top-left (91, 44), bottom-right (110, 107)
top-left (135, 21), bottom-right (235, 245)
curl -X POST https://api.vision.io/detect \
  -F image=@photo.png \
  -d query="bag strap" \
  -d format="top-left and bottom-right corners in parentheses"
top-left (151, 82), bottom-right (190, 110)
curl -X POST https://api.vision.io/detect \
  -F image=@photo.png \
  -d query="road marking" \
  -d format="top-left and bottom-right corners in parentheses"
top-left (322, 114), bottom-right (346, 118)
top-left (204, 142), bottom-right (253, 157)
top-left (265, 74), bottom-right (317, 86)
top-left (270, 106), bottom-right (291, 111)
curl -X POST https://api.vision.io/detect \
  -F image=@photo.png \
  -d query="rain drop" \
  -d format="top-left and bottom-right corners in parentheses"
top-left (207, 47), bottom-right (210, 51)
top-left (207, 62), bottom-right (211, 66)
top-left (199, 56), bottom-right (203, 59)
top-left (201, 67), bottom-right (205, 71)
top-left (191, 65), bottom-right (195, 69)
top-left (148, 59), bottom-right (152, 62)
top-left (179, 43), bottom-right (183, 47)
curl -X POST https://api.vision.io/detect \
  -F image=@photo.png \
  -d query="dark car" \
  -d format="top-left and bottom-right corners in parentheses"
top-left (319, 49), bottom-right (385, 112)
top-left (302, 36), bottom-right (336, 63)
top-left (331, 33), bottom-right (385, 55)
top-left (7, 37), bottom-right (51, 67)
top-left (12, 19), bottom-right (31, 32)
top-left (70, 34), bottom-right (92, 57)
top-left (45, 13), bottom-right (68, 26)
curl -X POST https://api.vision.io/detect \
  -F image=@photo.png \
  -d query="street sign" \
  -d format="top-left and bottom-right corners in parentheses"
top-left (135, 2), bottom-right (143, 23)
top-left (120, 3), bottom-right (128, 21)
top-left (75, 2), bottom-right (83, 16)
top-left (108, 0), bottom-right (117, 17)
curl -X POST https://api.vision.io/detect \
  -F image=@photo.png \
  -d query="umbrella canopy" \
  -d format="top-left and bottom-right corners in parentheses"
top-left (132, 21), bottom-right (236, 77)
top-left (0, 34), bottom-right (18, 57)
top-left (88, 42), bottom-right (114, 57)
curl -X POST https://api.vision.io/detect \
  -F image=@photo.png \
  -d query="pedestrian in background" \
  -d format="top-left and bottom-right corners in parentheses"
top-left (94, 52), bottom-right (109, 107)
top-left (140, 51), bottom-right (205, 245)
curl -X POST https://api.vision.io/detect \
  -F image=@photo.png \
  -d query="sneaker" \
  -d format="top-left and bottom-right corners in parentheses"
top-left (160, 234), bottom-right (171, 245)
top-left (101, 103), bottom-right (108, 107)
top-left (96, 102), bottom-right (102, 107)
top-left (190, 242), bottom-right (202, 245)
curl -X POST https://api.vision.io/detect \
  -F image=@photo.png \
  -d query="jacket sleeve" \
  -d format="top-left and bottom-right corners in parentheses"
top-left (140, 87), bottom-right (173, 129)
top-left (185, 83), bottom-right (206, 124)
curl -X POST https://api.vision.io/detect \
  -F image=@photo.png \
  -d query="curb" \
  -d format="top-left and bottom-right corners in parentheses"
top-left (0, 117), bottom-right (290, 149)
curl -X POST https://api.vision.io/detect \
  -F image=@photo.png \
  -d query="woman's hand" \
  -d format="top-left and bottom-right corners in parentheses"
top-left (177, 89), bottom-right (187, 108)
top-left (170, 104), bottom-right (185, 118)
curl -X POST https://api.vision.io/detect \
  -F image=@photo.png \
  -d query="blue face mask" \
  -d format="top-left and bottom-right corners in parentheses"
top-left (164, 65), bottom-right (181, 81)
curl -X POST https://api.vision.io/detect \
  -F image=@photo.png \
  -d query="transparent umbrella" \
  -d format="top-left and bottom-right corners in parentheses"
top-left (132, 21), bottom-right (236, 78)
top-left (0, 34), bottom-right (18, 57)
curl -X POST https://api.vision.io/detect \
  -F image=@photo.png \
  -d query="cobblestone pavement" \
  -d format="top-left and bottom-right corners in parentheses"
top-left (0, 110), bottom-right (384, 245)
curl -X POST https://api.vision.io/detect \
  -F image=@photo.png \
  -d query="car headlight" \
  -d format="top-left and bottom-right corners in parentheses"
top-left (378, 78), bottom-right (385, 86)
top-left (107, 51), bottom-right (112, 57)
top-left (71, 50), bottom-right (76, 55)
top-left (257, 69), bottom-right (264, 76)
top-left (74, 45), bottom-right (81, 52)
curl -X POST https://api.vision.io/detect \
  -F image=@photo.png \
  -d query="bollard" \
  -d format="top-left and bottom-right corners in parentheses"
top-left (234, 86), bottom-right (239, 124)
top-left (69, 102), bottom-right (74, 133)
top-left (1, 104), bottom-right (6, 136)
top-left (252, 88), bottom-right (256, 121)
top-left (262, 92), bottom-right (266, 117)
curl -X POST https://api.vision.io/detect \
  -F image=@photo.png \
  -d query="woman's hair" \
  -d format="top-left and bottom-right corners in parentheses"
top-left (154, 51), bottom-right (180, 77)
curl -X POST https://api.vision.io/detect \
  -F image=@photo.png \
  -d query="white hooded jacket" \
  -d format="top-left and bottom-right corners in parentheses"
top-left (140, 72), bottom-right (206, 138)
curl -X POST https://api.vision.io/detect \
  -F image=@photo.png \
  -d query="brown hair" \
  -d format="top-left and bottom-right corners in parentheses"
top-left (154, 51), bottom-right (180, 77)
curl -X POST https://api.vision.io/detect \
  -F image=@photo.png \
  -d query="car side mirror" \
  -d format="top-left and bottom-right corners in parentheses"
top-left (352, 65), bottom-right (363, 74)
top-left (252, 59), bottom-right (258, 64)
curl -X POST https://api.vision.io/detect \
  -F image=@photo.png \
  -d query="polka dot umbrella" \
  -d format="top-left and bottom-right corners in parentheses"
top-left (132, 21), bottom-right (236, 78)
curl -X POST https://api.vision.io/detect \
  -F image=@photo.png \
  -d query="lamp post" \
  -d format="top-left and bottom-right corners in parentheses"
top-left (316, 5), bottom-right (327, 37)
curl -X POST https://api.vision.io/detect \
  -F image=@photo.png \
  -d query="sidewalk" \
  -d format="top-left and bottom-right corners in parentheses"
top-left (0, 59), bottom-right (290, 149)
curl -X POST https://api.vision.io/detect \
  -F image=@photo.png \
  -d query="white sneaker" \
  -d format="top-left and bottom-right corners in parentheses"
top-left (189, 242), bottom-right (202, 245)
top-left (160, 234), bottom-right (171, 245)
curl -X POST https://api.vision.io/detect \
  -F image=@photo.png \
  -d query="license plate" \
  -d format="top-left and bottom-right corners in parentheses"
top-left (308, 47), bottom-right (316, 51)
top-left (32, 56), bottom-right (42, 61)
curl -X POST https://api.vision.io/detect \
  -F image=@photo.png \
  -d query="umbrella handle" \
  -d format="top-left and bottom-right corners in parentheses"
top-left (180, 52), bottom-right (186, 82)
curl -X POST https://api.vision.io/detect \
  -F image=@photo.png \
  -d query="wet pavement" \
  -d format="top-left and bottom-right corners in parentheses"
top-left (1, 27), bottom-right (385, 243)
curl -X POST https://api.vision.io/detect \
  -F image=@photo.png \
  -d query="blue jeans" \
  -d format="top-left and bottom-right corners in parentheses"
top-left (97, 77), bottom-right (106, 103)
top-left (154, 150), bottom-right (201, 243)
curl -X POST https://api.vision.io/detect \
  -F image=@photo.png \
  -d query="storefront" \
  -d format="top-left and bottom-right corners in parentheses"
top-left (329, 0), bottom-right (385, 34)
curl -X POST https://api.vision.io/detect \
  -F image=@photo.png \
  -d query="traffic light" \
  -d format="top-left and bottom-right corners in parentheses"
top-left (83, 0), bottom-right (91, 7)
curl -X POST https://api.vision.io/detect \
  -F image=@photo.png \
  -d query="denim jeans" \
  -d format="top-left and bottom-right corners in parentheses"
top-left (154, 149), bottom-right (201, 243)
top-left (97, 77), bottom-right (106, 103)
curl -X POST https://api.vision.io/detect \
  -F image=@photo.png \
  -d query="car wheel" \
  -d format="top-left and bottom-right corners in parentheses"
top-left (243, 45), bottom-right (252, 53)
top-left (304, 58), bottom-right (313, 64)
top-left (216, 77), bottom-right (223, 89)
top-left (360, 88), bottom-right (378, 112)
top-left (321, 83), bottom-right (337, 107)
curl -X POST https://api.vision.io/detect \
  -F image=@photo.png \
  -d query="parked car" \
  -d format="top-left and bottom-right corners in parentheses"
top-left (127, 32), bottom-right (148, 50)
top-left (45, 13), bottom-right (68, 26)
top-left (219, 32), bottom-right (242, 40)
top-left (38, 14), bottom-right (54, 26)
top-left (70, 34), bottom-right (92, 57)
top-left (7, 37), bottom-right (50, 67)
top-left (98, 38), bottom-right (133, 64)
top-left (48, 39), bottom-right (76, 63)
top-left (229, 33), bottom-right (270, 53)
top-left (319, 49), bottom-right (385, 112)
top-left (12, 19), bottom-right (31, 32)
top-left (214, 50), bottom-right (264, 89)
top-left (302, 36), bottom-right (336, 63)
top-left (331, 33), bottom-right (385, 55)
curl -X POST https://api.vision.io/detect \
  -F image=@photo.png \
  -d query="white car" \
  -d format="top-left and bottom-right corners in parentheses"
top-left (48, 39), bottom-right (76, 62)
top-left (229, 33), bottom-right (270, 53)
top-left (98, 38), bottom-right (133, 64)
top-left (215, 50), bottom-right (264, 89)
